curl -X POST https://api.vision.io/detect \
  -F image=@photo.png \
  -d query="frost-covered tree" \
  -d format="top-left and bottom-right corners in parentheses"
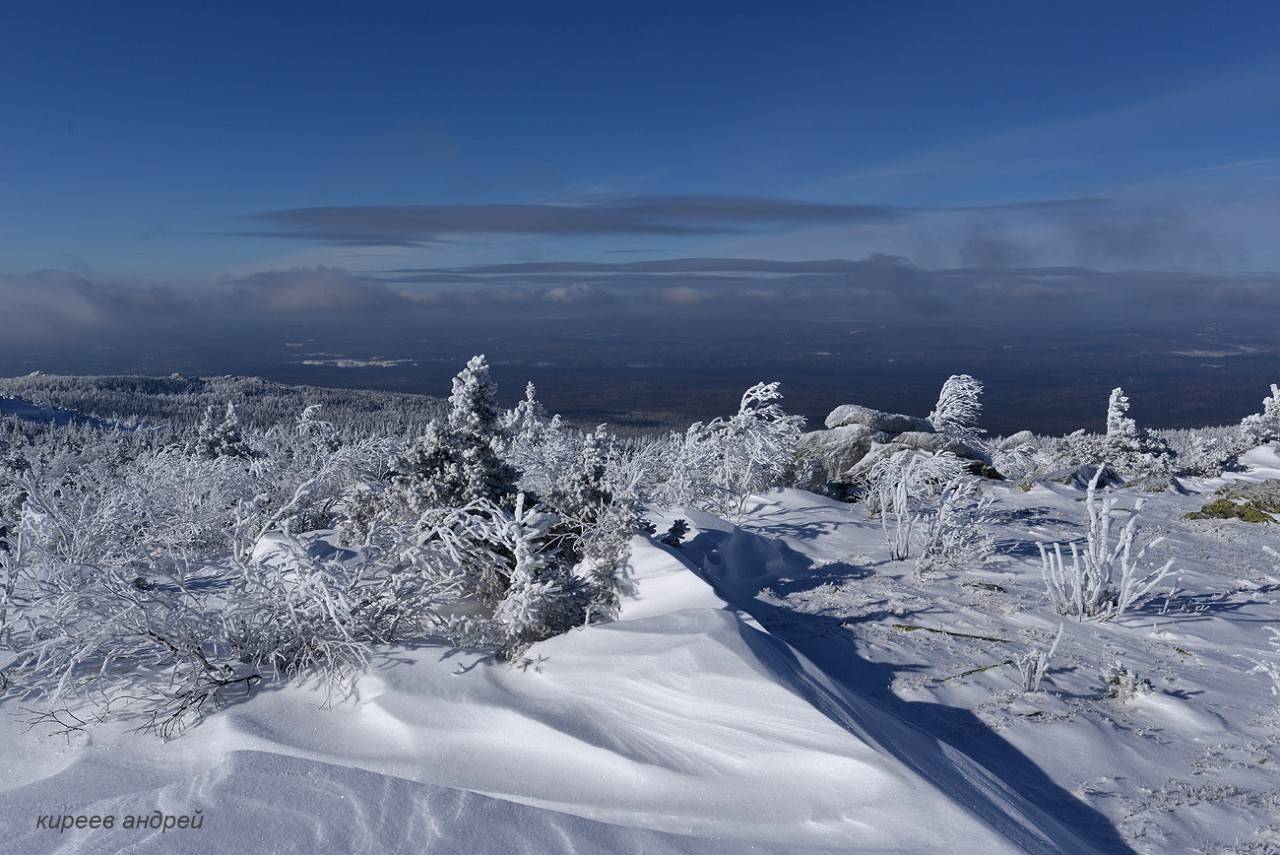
top-left (1101, 387), bottom-right (1174, 477)
top-left (388, 357), bottom-right (519, 513)
top-left (1241, 383), bottom-right (1280, 446)
top-left (649, 382), bottom-right (804, 516)
top-left (1105, 388), bottom-right (1139, 447)
top-left (503, 382), bottom-right (549, 445)
top-left (502, 384), bottom-right (580, 504)
top-left (449, 354), bottom-right (503, 437)
top-left (196, 402), bottom-right (251, 459)
top-left (928, 374), bottom-right (985, 445)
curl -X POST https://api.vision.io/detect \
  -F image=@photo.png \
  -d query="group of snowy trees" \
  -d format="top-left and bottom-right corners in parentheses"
top-left (0, 356), bottom-right (807, 735)
top-left (1, 358), bottom-right (1277, 737)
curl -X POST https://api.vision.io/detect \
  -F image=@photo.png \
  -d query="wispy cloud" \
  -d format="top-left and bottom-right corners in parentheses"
top-left (225, 267), bottom-right (408, 313)
top-left (235, 196), bottom-right (910, 246)
top-left (0, 270), bottom-right (187, 343)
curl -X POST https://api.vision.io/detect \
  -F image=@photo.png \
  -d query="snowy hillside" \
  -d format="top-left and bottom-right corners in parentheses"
top-left (2, 366), bottom-right (1279, 853)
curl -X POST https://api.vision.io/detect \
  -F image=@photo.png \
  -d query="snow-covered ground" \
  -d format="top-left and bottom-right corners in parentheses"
top-left (3, 448), bottom-right (1280, 854)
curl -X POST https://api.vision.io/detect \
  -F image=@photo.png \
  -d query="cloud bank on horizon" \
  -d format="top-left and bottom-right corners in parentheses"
top-left (6, 258), bottom-right (1280, 345)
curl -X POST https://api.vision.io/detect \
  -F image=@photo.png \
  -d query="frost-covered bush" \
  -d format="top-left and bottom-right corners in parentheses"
top-left (340, 359), bottom-right (635, 658)
top-left (196, 402), bottom-right (252, 459)
top-left (1038, 469), bottom-right (1172, 619)
top-left (488, 496), bottom-right (595, 659)
top-left (1101, 663), bottom-right (1153, 701)
top-left (863, 450), bottom-right (968, 561)
top-left (988, 432), bottom-right (1039, 481)
top-left (1159, 425), bottom-right (1251, 477)
top-left (1102, 388), bottom-right (1175, 477)
top-left (1043, 389), bottom-right (1174, 479)
top-left (0, 356), bottom-right (657, 734)
top-left (0, 516), bottom-right (471, 737)
top-left (645, 382), bottom-right (805, 516)
top-left (1014, 626), bottom-right (1063, 693)
top-left (12, 450), bottom-right (258, 567)
top-left (914, 474), bottom-right (996, 576)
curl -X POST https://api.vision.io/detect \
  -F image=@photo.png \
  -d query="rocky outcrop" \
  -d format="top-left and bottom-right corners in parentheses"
top-left (801, 403), bottom-right (996, 487)
top-left (796, 423), bottom-right (890, 484)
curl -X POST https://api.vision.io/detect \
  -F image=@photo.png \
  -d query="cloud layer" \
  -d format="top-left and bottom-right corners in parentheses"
top-left (4, 259), bottom-right (1280, 346)
top-left (237, 196), bottom-right (909, 246)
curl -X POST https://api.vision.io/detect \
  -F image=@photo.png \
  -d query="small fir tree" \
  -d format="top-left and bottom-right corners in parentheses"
top-left (196, 402), bottom-right (250, 459)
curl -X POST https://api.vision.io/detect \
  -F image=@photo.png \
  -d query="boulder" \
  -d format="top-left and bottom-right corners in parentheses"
top-left (1046, 464), bottom-right (1125, 490)
top-left (824, 404), bottom-right (934, 434)
top-left (796, 423), bottom-right (890, 484)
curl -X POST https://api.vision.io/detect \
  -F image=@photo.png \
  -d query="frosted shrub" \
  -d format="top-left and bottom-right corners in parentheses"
top-left (865, 450), bottom-right (968, 561)
top-left (1163, 426), bottom-right (1251, 477)
top-left (647, 382), bottom-right (804, 517)
top-left (540, 428), bottom-right (638, 616)
top-left (1014, 625), bottom-right (1064, 692)
top-left (490, 496), bottom-right (594, 659)
top-left (13, 451), bottom-right (256, 568)
top-left (0, 358), bottom-right (657, 735)
top-left (1248, 626), bottom-right (1280, 699)
top-left (1101, 663), bottom-right (1153, 701)
top-left (1038, 469), bottom-right (1172, 619)
top-left (196, 402), bottom-right (252, 459)
top-left (1042, 389), bottom-right (1175, 479)
top-left (0, 522), bottom-right (466, 738)
top-left (915, 474), bottom-right (996, 577)
top-left (989, 438), bottom-right (1038, 481)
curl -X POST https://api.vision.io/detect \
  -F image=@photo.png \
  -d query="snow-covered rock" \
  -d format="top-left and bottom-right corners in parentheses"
top-left (805, 404), bottom-right (993, 487)
top-left (796, 423), bottom-right (889, 483)
top-left (824, 404), bottom-right (934, 434)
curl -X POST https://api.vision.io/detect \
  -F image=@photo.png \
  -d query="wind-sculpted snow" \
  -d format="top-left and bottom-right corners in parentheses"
top-left (0, 524), bottom-right (1094, 854)
top-left (3, 750), bottom-right (851, 855)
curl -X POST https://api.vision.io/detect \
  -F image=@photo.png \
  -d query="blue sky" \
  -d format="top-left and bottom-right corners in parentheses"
top-left (3, 1), bottom-right (1280, 297)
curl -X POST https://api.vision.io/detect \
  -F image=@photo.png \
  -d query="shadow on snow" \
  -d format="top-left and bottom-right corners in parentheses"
top-left (670, 512), bottom-right (1139, 855)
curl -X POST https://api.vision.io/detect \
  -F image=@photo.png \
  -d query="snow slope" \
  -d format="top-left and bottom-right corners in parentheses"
top-left (4, 532), bottom-right (1094, 854)
top-left (4, 447), bottom-right (1280, 853)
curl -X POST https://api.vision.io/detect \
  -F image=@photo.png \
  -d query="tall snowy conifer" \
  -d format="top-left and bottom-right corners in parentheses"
top-left (391, 356), bottom-right (519, 512)
top-left (1105, 388), bottom-right (1139, 447)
